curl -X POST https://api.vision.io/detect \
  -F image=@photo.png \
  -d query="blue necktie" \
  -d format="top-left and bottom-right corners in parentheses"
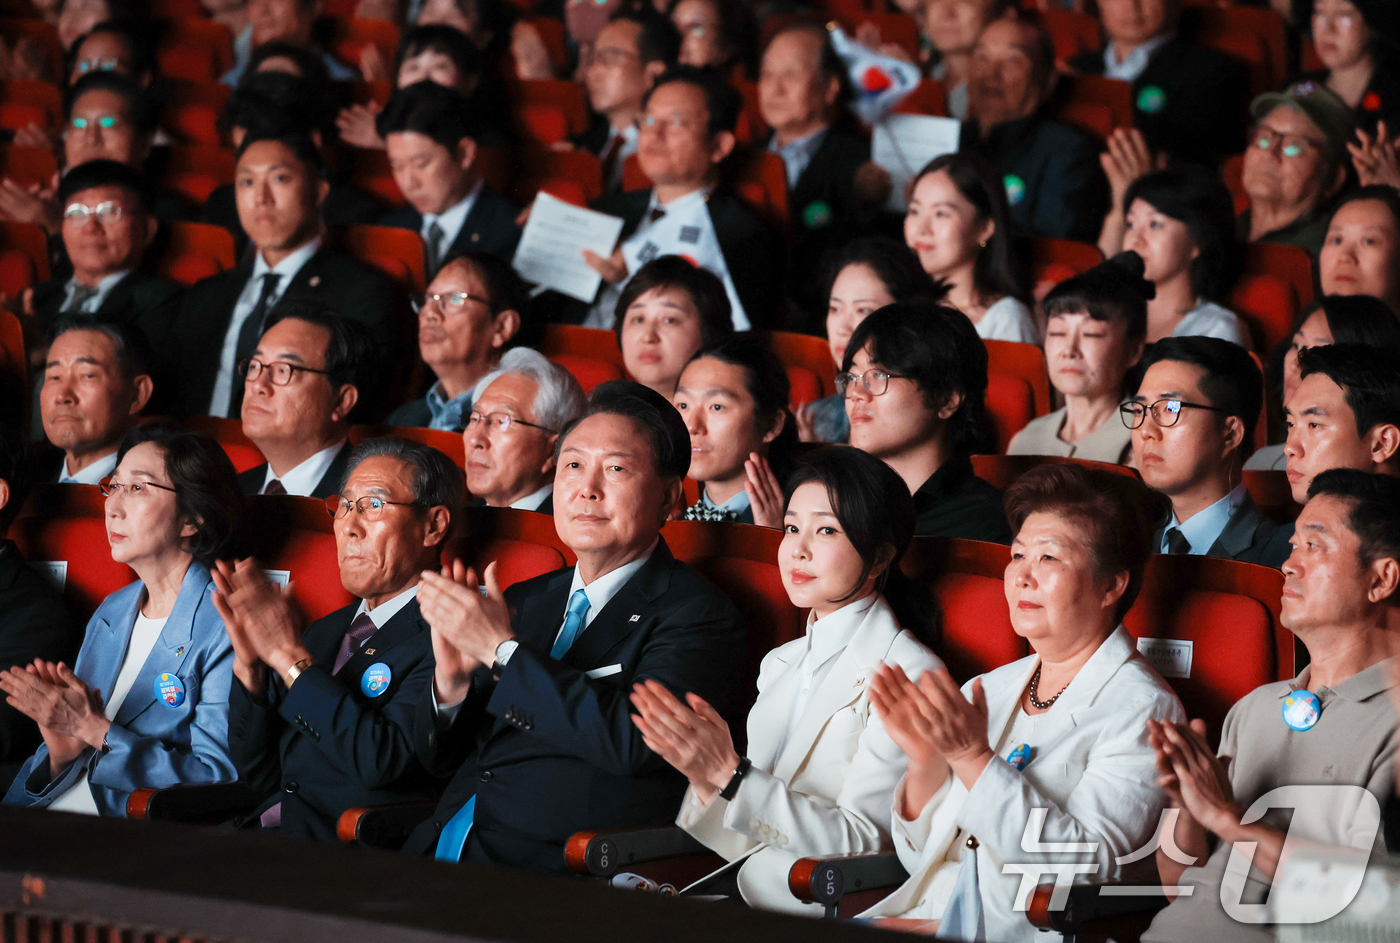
top-left (550, 589), bottom-right (592, 659)
top-left (434, 794), bottom-right (475, 862)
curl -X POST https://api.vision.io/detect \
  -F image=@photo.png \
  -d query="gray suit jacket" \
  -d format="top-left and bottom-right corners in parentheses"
top-left (1154, 492), bottom-right (1288, 568)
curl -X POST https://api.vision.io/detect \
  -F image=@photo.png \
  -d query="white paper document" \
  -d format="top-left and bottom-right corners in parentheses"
top-left (619, 193), bottom-right (750, 330)
top-left (512, 192), bottom-right (626, 302)
top-left (872, 114), bottom-right (962, 213)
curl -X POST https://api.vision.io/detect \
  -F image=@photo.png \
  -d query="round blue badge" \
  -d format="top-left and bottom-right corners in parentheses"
top-left (1003, 174), bottom-right (1026, 206)
top-left (1282, 689), bottom-right (1321, 731)
top-left (361, 662), bottom-right (392, 698)
top-left (154, 672), bottom-right (185, 708)
top-left (1007, 743), bottom-right (1033, 771)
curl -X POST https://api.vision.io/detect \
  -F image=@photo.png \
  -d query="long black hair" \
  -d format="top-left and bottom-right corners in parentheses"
top-left (783, 445), bottom-right (937, 645)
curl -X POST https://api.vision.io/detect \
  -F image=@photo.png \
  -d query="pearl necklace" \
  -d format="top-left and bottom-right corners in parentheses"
top-left (1028, 664), bottom-right (1069, 710)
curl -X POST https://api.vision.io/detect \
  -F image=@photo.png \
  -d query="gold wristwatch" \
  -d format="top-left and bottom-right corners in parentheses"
top-left (282, 658), bottom-right (314, 688)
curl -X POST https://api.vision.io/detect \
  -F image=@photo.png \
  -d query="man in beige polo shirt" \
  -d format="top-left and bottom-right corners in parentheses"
top-left (1141, 467), bottom-right (1400, 943)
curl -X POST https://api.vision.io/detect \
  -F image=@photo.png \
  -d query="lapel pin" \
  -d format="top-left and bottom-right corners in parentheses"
top-left (309, 275), bottom-right (321, 287)
top-left (629, 614), bottom-right (640, 622)
top-left (174, 646), bottom-right (185, 657)
top-left (364, 648), bottom-right (376, 656)
top-left (853, 677), bottom-right (865, 687)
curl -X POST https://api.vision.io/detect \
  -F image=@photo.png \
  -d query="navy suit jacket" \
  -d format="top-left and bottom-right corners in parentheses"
top-left (3, 563), bottom-right (237, 815)
top-left (379, 188), bottom-right (522, 278)
top-left (236, 442), bottom-right (354, 499)
top-left (228, 597), bottom-right (440, 842)
top-left (401, 538), bottom-right (745, 869)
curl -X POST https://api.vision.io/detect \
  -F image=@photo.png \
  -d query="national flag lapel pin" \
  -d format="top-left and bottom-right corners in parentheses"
top-left (629, 614), bottom-right (640, 622)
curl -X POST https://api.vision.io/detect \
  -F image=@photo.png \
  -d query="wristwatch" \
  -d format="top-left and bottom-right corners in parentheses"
top-left (719, 756), bottom-right (752, 801)
top-left (494, 639), bottom-right (519, 669)
top-left (282, 658), bottom-right (314, 689)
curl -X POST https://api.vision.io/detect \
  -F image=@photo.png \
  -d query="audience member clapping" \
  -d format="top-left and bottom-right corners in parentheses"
top-left (634, 445), bottom-right (942, 913)
top-left (613, 255), bottom-right (733, 398)
top-left (2, 423), bottom-right (246, 816)
top-left (1318, 185), bottom-right (1400, 313)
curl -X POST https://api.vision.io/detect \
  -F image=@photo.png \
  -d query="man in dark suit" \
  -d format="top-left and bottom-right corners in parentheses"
top-left (575, 66), bottom-right (783, 331)
top-left (1067, 0), bottom-right (1248, 166)
top-left (27, 161), bottom-right (182, 357)
top-left (758, 23), bottom-right (874, 329)
top-left (171, 129), bottom-right (412, 420)
top-left (0, 425), bottom-right (79, 789)
top-left (1127, 337), bottom-right (1287, 566)
top-left (400, 380), bottom-right (745, 870)
top-left (378, 81), bottom-right (521, 278)
top-left (574, 9), bottom-right (680, 194)
top-left (215, 437), bottom-right (461, 841)
top-left (959, 19), bottom-right (1109, 243)
top-left (234, 302), bottom-right (368, 499)
top-left (35, 318), bottom-right (153, 486)
top-left (462, 347), bottom-right (586, 514)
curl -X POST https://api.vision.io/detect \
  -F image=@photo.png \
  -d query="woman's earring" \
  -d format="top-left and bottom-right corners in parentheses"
top-left (979, 239), bottom-right (988, 248)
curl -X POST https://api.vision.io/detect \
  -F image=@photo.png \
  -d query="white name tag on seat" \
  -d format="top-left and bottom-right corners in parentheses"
top-left (586, 664), bottom-right (623, 680)
top-left (1136, 638), bottom-right (1193, 679)
top-left (264, 569), bottom-right (291, 587)
top-left (30, 560), bottom-right (67, 592)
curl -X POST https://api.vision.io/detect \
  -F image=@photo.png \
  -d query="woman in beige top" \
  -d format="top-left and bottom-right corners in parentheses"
top-left (1008, 253), bottom-right (1149, 465)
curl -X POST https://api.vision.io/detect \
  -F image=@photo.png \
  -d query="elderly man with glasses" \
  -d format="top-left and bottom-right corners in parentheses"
top-left (387, 253), bottom-right (528, 434)
top-left (235, 302), bottom-right (369, 499)
top-left (462, 348), bottom-right (587, 514)
top-left (1127, 336), bottom-right (1286, 565)
top-left (215, 436), bottom-right (464, 841)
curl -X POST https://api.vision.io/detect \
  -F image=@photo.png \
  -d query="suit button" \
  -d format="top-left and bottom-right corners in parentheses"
top-left (285, 781), bottom-right (299, 793)
top-left (480, 770), bottom-right (493, 782)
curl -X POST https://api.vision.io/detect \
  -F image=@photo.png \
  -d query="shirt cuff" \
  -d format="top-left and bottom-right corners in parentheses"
top-left (431, 685), bottom-right (466, 727)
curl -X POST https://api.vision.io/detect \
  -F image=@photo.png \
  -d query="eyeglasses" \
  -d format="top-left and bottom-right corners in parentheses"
top-left (99, 477), bottom-right (176, 498)
top-left (63, 201), bottom-right (126, 224)
top-left (69, 114), bottom-right (123, 131)
top-left (416, 291), bottom-right (491, 313)
top-left (238, 358), bottom-right (331, 386)
top-left (836, 368), bottom-right (908, 398)
top-left (325, 494), bottom-right (422, 521)
top-left (591, 47), bottom-right (640, 68)
top-left (1252, 124), bottom-right (1325, 160)
top-left (641, 113), bottom-right (701, 133)
top-left (1119, 399), bottom-right (1227, 429)
top-left (75, 57), bottom-right (123, 74)
top-left (467, 411), bottom-right (556, 435)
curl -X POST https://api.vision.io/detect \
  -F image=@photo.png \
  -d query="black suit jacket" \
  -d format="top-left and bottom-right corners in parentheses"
top-left (379, 188), bottom-right (523, 277)
top-left (0, 541), bottom-right (79, 769)
top-left (228, 597), bottom-right (441, 841)
top-left (236, 441), bottom-right (353, 499)
top-left (571, 116), bottom-right (611, 158)
top-left (401, 538), bottom-right (745, 869)
top-left (1240, 518), bottom-right (1295, 570)
top-left (464, 492), bottom-right (554, 515)
top-left (171, 246), bottom-right (412, 417)
top-left (1154, 492), bottom-right (1286, 567)
top-left (1068, 38), bottom-right (1248, 166)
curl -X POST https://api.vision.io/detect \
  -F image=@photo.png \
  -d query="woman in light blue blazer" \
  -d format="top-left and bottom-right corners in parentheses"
top-left (1, 423), bottom-right (248, 815)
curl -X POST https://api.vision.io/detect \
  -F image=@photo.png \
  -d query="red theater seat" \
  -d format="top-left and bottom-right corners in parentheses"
top-left (1229, 272), bottom-right (1297, 356)
top-left (0, 219), bottom-right (49, 294)
top-left (970, 455), bottom-right (1140, 491)
top-left (448, 505), bottom-right (575, 589)
top-left (248, 495), bottom-right (355, 624)
top-left (892, 78), bottom-right (948, 117)
top-left (542, 324), bottom-right (622, 365)
top-left (349, 424), bottom-right (465, 471)
top-left (1034, 7), bottom-right (1102, 60)
top-left (0, 79), bottom-right (59, 130)
top-left (0, 20), bottom-right (63, 84)
top-left (763, 330), bottom-right (836, 401)
top-left (511, 80), bottom-right (589, 139)
top-left (1243, 469), bottom-right (1300, 525)
top-left (182, 415), bottom-right (265, 473)
top-left (0, 142), bottom-right (55, 189)
top-left (1243, 241), bottom-right (1313, 309)
top-left (0, 308), bottom-right (26, 429)
top-left (160, 145), bottom-right (236, 206)
top-left (1054, 75), bottom-right (1133, 143)
top-left (156, 221), bottom-right (237, 287)
top-left (548, 354), bottom-right (624, 393)
top-left (11, 485), bottom-right (136, 622)
top-left (903, 537), bottom-right (1024, 684)
top-left (984, 340), bottom-right (1051, 453)
top-left (507, 148), bottom-right (603, 208)
top-left (1030, 237), bottom-right (1103, 288)
top-left (330, 224), bottom-right (426, 295)
top-left (324, 18), bottom-right (399, 73)
top-left (157, 18), bottom-right (235, 82)
top-left (347, 148), bottom-right (402, 208)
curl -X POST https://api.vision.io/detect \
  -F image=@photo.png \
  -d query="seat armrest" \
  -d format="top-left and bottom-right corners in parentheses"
top-left (1027, 881), bottom-right (1172, 933)
top-left (788, 852), bottom-right (909, 918)
top-left (564, 825), bottom-right (709, 877)
top-left (127, 782), bottom-right (262, 822)
top-left (337, 801), bottom-right (437, 849)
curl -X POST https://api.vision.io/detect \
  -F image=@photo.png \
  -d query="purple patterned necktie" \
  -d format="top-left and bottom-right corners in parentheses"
top-left (332, 612), bottom-right (378, 674)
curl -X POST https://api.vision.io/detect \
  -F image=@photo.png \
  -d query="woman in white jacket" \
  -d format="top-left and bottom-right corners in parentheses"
top-left (629, 445), bottom-right (943, 915)
top-left (864, 464), bottom-right (1187, 942)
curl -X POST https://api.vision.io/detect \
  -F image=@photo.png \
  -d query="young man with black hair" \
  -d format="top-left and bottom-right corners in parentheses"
top-left (1127, 335), bottom-right (1285, 565)
top-left (842, 301), bottom-right (1011, 542)
top-left (377, 81), bottom-right (521, 278)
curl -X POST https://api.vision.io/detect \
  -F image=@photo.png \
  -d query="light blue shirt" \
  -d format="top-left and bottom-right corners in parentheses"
top-left (425, 381), bottom-right (474, 432)
top-left (768, 125), bottom-right (828, 189)
top-left (422, 178), bottom-right (482, 260)
top-left (1102, 34), bottom-right (1171, 82)
top-left (1161, 483), bottom-right (1246, 555)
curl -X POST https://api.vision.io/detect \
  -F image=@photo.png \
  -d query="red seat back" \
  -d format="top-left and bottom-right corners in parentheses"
top-left (762, 330), bottom-right (836, 401)
top-left (1243, 241), bottom-right (1314, 309)
top-left (1242, 469), bottom-right (1299, 524)
top-left (0, 143), bottom-right (55, 189)
top-left (1034, 8), bottom-right (1102, 60)
top-left (548, 354), bottom-right (624, 393)
top-left (904, 537), bottom-right (1026, 684)
top-left (156, 220), bottom-right (237, 287)
top-left (1229, 272), bottom-right (1297, 356)
top-left (1053, 75), bottom-right (1133, 144)
top-left (248, 495), bottom-right (355, 624)
top-left (892, 78), bottom-right (947, 117)
top-left (182, 415), bottom-right (266, 473)
top-left (0, 246), bottom-right (35, 296)
top-left (970, 455), bottom-right (1140, 491)
top-left (510, 79), bottom-right (589, 138)
top-left (10, 485), bottom-right (136, 623)
top-left (349, 424), bottom-right (467, 472)
top-left (505, 147), bottom-right (603, 208)
top-left (330, 224), bottom-right (427, 295)
top-left (985, 371), bottom-right (1036, 454)
top-left (447, 506), bottom-right (576, 587)
top-left (542, 324), bottom-right (623, 364)
top-left (160, 145), bottom-right (236, 205)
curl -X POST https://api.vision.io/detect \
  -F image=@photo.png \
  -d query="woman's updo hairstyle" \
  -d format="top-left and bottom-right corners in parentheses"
top-left (1003, 463), bottom-right (1170, 624)
top-left (783, 445), bottom-right (935, 643)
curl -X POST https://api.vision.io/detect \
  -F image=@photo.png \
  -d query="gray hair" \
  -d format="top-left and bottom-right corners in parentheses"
top-left (341, 436), bottom-right (466, 511)
top-left (472, 347), bottom-right (587, 434)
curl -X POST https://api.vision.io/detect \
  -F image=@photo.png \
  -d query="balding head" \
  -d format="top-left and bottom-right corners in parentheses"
top-left (759, 25), bottom-right (843, 142)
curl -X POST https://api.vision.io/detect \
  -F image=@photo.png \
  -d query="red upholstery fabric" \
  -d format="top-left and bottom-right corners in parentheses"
top-left (519, 104), bottom-right (569, 145)
top-left (549, 355), bottom-right (623, 393)
top-left (10, 487), bottom-right (135, 623)
top-left (464, 538), bottom-right (566, 590)
top-left (0, 247), bottom-right (35, 295)
top-left (785, 366), bottom-right (822, 413)
top-left (933, 571), bottom-right (1027, 683)
top-left (249, 496), bottom-right (355, 624)
top-left (970, 455), bottom-right (1140, 492)
top-left (1229, 273), bottom-right (1297, 356)
top-left (892, 78), bottom-right (947, 117)
top-left (985, 371), bottom-right (1037, 454)
top-left (1035, 8), bottom-right (1102, 59)
top-left (349, 425), bottom-right (466, 471)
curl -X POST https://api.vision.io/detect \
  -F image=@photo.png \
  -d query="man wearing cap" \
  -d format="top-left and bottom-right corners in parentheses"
top-left (1239, 81), bottom-right (1357, 255)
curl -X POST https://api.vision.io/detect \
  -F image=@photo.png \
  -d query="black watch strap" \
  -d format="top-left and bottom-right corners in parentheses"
top-left (718, 756), bottom-right (751, 801)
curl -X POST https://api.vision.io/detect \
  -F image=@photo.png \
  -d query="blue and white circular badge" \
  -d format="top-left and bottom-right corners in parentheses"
top-left (1003, 174), bottom-right (1026, 206)
top-left (1007, 743), bottom-right (1033, 771)
top-left (361, 662), bottom-right (392, 698)
top-left (154, 672), bottom-right (185, 708)
top-left (1282, 690), bottom-right (1321, 731)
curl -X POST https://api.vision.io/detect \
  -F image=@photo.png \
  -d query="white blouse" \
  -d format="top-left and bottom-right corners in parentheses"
top-left (1172, 300), bottom-right (1252, 350)
top-left (974, 296), bottom-right (1040, 345)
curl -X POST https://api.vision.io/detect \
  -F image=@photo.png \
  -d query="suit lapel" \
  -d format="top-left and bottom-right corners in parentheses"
top-left (90, 589), bottom-right (142, 708)
top-left (514, 570), bottom-right (574, 654)
top-left (1210, 493), bottom-right (1268, 558)
top-left (95, 273), bottom-right (134, 319)
top-left (114, 563), bottom-right (208, 726)
top-left (307, 606), bottom-right (355, 669)
top-left (563, 540), bottom-right (675, 669)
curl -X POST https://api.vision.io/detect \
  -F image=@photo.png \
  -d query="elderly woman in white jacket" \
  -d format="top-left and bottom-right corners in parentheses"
top-left (630, 445), bottom-right (943, 915)
top-left (865, 464), bottom-right (1187, 942)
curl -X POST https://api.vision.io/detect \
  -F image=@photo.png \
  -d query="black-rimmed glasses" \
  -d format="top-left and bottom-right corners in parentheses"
top-left (1119, 399), bottom-right (1227, 429)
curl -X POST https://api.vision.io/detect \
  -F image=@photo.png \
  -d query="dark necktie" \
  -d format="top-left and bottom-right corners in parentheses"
top-left (262, 478), bottom-right (286, 496)
top-left (424, 220), bottom-right (445, 276)
top-left (648, 206), bottom-right (666, 224)
top-left (63, 282), bottom-right (99, 314)
top-left (228, 272), bottom-right (282, 418)
top-left (332, 612), bottom-right (378, 674)
top-left (1165, 528), bottom-right (1191, 555)
top-left (600, 134), bottom-right (624, 189)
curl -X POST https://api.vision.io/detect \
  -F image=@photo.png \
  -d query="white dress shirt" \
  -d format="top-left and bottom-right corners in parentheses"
top-left (48, 612), bottom-right (169, 815)
top-left (1103, 34), bottom-right (1171, 82)
top-left (583, 188), bottom-right (711, 328)
top-left (62, 269), bottom-right (130, 314)
top-left (774, 593), bottom-right (875, 759)
top-left (422, 178), bottom-right (482, 259)
top-left (208, 236), bottom-right (323, 417)
top-left (509, 483), bottom-right (553, 511)
top-left (260, 439), bottom-right (346, 497)
top-left (1161, 483), bottom-right (1247, 555)
top-left (355, 583), bottom-right (419, 625)
top-left (59, 450), bottom-right (117, 485)
top-left (1172, 299), bottom-right (1252, 350)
